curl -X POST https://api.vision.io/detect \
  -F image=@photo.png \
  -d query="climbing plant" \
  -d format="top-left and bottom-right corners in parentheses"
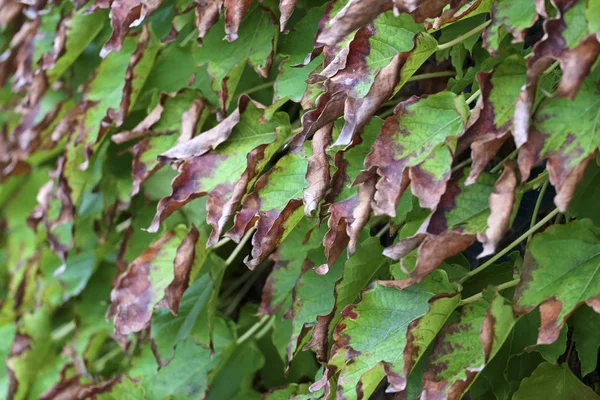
top-left (1, 0), bottom-right (600, 399)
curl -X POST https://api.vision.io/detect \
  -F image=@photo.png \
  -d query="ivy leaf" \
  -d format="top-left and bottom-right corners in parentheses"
top-left (363, 92), bottom-right (469, 215)
top-left (107, 226), bottom-right (199, 335)
top-left (328, 270), bottom-right (459, 399)
top-left (149, 101), bottom-right (292, 246)
top-left (518, 75), bottom-right (600, 212)
top-left (228, 145), bottom-right (309, 269)
top-left (421, 294), bottom-right (517, 400)
top-left (514, 219), bottom-right (600, 345)
top-left (512, 362), bottom-right (600, 400)
top-left (484, 0), bottom-right (540, 55)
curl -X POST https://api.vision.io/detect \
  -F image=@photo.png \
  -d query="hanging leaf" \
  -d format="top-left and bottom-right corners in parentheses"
top-left (514, 219), bottom-right (600, 345)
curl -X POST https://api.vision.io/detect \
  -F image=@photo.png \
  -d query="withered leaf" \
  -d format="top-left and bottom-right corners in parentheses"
top-left (107, 226), bottom-right (199, 335)
top-left (518, 75), bottom-right (600, 212)
top-left (228, 144), bottom-right (309, 269)
top-left (149, 101), bottom-right (292, 248)
top-left (362, 92), bottom-right (469, 216)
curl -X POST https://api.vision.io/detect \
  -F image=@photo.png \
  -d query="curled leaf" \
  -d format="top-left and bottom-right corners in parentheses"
top-left (107, 226), bottom-right (199, 335)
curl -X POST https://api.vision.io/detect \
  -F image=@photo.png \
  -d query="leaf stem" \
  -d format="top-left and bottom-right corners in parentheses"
top-left (451, 157), bottom-right (472, 173)
top-left (437, 20), bottom-right (491, 51)
top-left (375, 222), bottom-right (391, 238)
top-left (459, 208), bottom-right (560, 283)
top-left (522, 171), bottom-right (549, 191)
top-left (459, 279), bottom-right (520, 305)
top-left (527, 179), bottom-right (549, 244)
top-left (50, 320), bottom-right (76, 342)
top-left (236, 315), bottom-right (270, 345)
top-left (490, 148), bottom-right (518, 174)
top-left (406, 70), bottom-right (456, 82)
top-left (223, 261), bottom-right (269, 316)
top-left (255, 316), bottom-right (275, 340)
top-left (244, 81), bottom-right (275, 96)
top-left (211, 237), bottom-right (231, 250)
top-left (225, 228), bottom-right (255, 266)
top-left (466, 89), bottom-right (481, 105)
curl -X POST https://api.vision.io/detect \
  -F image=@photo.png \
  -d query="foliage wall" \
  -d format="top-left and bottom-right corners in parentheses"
top-left (1, 0), bottom-right (600, 399)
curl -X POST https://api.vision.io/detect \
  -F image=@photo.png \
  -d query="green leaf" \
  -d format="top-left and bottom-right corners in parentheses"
top-left (330, 271), bottom-right (459, 399)
top-left (512, 363), bottom-right (600, 400)
top-left (421, 295), bottom-right (517, 399)
top-left (514, 219), bottom-right (600, 344)
top-left (570, 305), bottom-right (600, 376)
top-left (567, 155), bottom-right (600, 226)
top-left (484, 0), bottom-right (538, 55)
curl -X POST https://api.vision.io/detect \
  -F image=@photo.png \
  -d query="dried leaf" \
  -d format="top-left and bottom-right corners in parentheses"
top-left (148, 102), bottom-right (292, 247)
top-left (518, 75), bottom-right (600, 212)
top-left (279, 0), bottom-right (297, 31)
top-left (228, 145), bottom-right (309, 268)
top-left (304, 123), bottom-right (332, 216)
top-left (363, 92), bottom-right (469, 216)
top-left (107, 226), bottom-right (198, 335)
top-left (484, 0), bottom-right (540, 55)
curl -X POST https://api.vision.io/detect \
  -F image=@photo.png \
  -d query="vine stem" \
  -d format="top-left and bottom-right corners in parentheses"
top-left (489, 148), bottom-right (518, 174)
top-left (244, 81), bottom-right (275, 96)
top-left (237, 315), bottom-right (270, 345)
top-left (406, 70), bottom-right (456, 82)
top-left (459, 279), bottom-right (520, 305)
top-left (255, 316), bottom-right (275, 340)
top-left (466, 89), bottom-right (481, 105)
top-left (211, 237), bottom-right (231, 250)
top-left (437, 20), bottom-right (491, 51)
top-left (459, 208), bottom-right (560, 283)
top-left (451, 157), bottom-right (472, 173)
top-left (527, 179), bottom-right (549, 244)
top-left (225, 228), bottom-right (255, 266)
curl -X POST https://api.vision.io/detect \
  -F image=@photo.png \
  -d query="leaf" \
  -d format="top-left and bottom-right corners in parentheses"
top-left (484, 0), bottom-right (539, 55)
top-left (328, 270), bottom-right (459, 399)
top-left (384, 171), bottom-right (500, 281)
top-left (279, 0), bottom-right (298, 31)
top-left (514, 219), bottom-right (600, 345)
top-left (194, 4), bottom-right (277, 109)
top-left (421, 294), bottom-right (517, 400)
top-left (570, 305), bottom-right (600, 376)
top-left (513, 0), bottom-right (600, 149)
top-left (461, 54), bottom-right (526, 184)
top-left (512, 362), bottom-right (600, 400)
top-left (568, 155), bottom-right (600, 226)
top-left (228, 145), bottom-right (309, 269)
top-left (260, 219), bottom-right (322, 316)
top-left (518, 75), bottom-right (600, 212)
top-left (363, 92), bottom-right (469, 215)
top-left (152, 252), bottom-right (225, 363)
top-left (107, 226), bottom-right (199, 335)
top-left (93, 0), bottom-right (164, 58)
top-left (307, 237), bottom-right (388, 360)
top-left (149, 101), bottom-right (292, 247)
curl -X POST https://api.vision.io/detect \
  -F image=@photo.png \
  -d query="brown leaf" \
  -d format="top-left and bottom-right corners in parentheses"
top-left (316, 0), bottom-right (393, 46)
top-left (107, 227), bottom-right (199, 335)
top-left (157, 226), bottom-right (199, 314)
top-left (397, 0), bottom-right (456, 22)
top-left (304, 124), bottom-right (332, 216)
top-left (427, 0), bottom-right (485, 29)
top-left (279, 0), bottom-right (297, 31)
top-left (224, 0), bottom-right (253, 42)
top-left (476, 163), bottom-right (517, 258)
top-left (513, 1), bottom-right (600, 148)
top-left (196, 0), bottom-right (224, 40)
top-left (98, 0), bottom-right (163, 58)
top-left (158, 95), bottom-right (250, 163)
top-left (111, 92), bottom-right (170, 145)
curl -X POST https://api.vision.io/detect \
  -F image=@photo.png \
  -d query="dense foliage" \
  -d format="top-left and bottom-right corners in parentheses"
top-left (1, 0), bottom-right (600, 398)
